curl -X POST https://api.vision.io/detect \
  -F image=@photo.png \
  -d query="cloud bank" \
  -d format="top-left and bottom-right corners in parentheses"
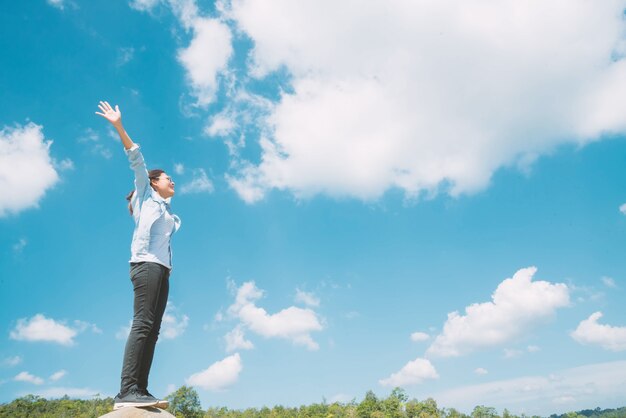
top-left (161, 302), bottom-right (190, 339)
top-left (379, 358), bottom-right (439, 387)
top-left (10, 314), bottom-right (81, 346)
top-left (186, 353), bottom-right (242, 391)
top-left (571, 312), bottom-right (626, 351)
top-left (14, 371), bottom-right (44, 385)
top-left (180, 168), bottom-right (214, 194)
top-left (221, 0), bottom-right (626, 202)
top-left (426, 267), bottom-right (569, 357)
top-left (226, 281), bottom-right (324, 350)
top-left (0, 123), bottom-right (60, 216)
top-left (433, 361), bottom-right (626, 416)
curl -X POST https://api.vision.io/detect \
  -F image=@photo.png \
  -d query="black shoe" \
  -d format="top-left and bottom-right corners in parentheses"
top-left (140, 389), bottom-right (169, 409)
top-left (113, 388), bottom-right (159, 409)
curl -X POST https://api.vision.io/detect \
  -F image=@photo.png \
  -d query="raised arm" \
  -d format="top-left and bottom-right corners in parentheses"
top-left (96, 101), bottom-right (149, 195)
top-left (95, 101), bottom-right (134, 150)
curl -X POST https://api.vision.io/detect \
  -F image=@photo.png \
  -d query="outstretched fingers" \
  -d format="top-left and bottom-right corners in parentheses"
top-left (95, 101), bottom-right (122, 123)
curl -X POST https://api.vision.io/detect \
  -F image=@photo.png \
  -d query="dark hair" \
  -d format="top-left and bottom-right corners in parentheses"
top-left (126, 169), bottom-right (165, 215)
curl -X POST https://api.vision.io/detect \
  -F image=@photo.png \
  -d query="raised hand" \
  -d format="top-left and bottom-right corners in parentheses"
top-left (95, 101), bottom-right (122, 126)
top-left (95, 100), bottom-right (134, 150)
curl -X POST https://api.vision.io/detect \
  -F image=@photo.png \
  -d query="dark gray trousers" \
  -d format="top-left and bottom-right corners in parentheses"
top-left (120, 262), bottom-right (170, 394)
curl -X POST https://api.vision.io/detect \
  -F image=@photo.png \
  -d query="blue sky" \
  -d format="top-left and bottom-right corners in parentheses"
top-left (1, 0), bottom-right (626, 415)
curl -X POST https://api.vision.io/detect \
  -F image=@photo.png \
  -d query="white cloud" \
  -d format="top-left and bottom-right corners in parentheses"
top-left (47, 0), bottom-right (65, 10)
top-left (78, 128), bottom-right (99, 142)
top-left (571, 312), bottom-right (626, 351)
top-left (133, 0), bottom-right (250, 118)
top-left (620, 203), bottom-right (626, 215)
top-left (107, 126), bottom-right (121, 141)
top-left (227, 281), bottom-right (324, 350)
top-left (475, 368), bottom-right (488, 376)
top-left (215, 0), bottom-right (626, 202)
top-left (55, 158), bottom-right (74, 171)
top-left (226, 167), bottom-right (266, 204)
top-left (504, 348), bottom-right (524, 359)
top-left (224, 326), bottom-right (254, 352)
top-left (10, 314), bottom-right (81, 346)
top-left (73, 320), bottom-right (102, 334)
top-left (344, 311), bottom-right (359, 320)
top-left (205, 112), bottom-right (236, 138)
top-left (426, 267), bottom-right (569, 357)
top-left (116, 303), bottom-right (188, 340)
top-left (12, 238), bottom-right (27, 255)
top-left (295, 289), bottom-right (320, 307)
top-left (328, 393), bottom-right (353, 404)
top-left (186, 353), bottom-right (242, 391)
top-left (115, 302), bottom-right (189, 340)
top-left (180, 168), bottom-right (214, 194)
top-left (569, 283), bottom-right (605, 303)
top-left (432, 361), bottom-right (626, 416)
top-left (379, 357), bottom-right (439, 387)
top-left (410, 332), bottom-right (430, 342)
top-left (177, 17), bottom-right (233, 106)
top-left (505, 345), bottom-right (542, 359)
top-left (0, 123), bottom-right (60, 216)
top-left (129, 0), bottom-right (159, 11)
top-left (167, 0), bottom-right (200, 29)
top-left (161, 302), bottom-right (190, 339)
top-left (116, 320), bottom-right (132, 340)
top-left (30, 387), bottom-right (101, 399)
top-left (208, 92), bottom-right (274, 159)
top-left (14, 371), bottom-right (44, 385)
top-left (49, 370), bottom-right (67, 382)
top-left (117, 47), bottom-right (135, 67)
top-left (78, 128), bottom-right (112, 159)
top-left (553, 396), bottom-right (576, 405)
top-left (601, 276), bottom-right (617, 288)
top-left (174, 163), bottom-right (185, 175)
top-left (2, 356), bottom-right (22, 367)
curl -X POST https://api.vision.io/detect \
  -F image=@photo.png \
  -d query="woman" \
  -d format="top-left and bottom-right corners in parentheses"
top-left (96, 101), bottom-right (181, 410)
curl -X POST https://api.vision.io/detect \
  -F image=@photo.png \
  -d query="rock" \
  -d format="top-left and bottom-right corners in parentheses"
top-left (99, 406), bottom-right (176, 418)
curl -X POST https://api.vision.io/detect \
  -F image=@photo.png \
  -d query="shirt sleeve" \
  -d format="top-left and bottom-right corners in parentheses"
top-left (125, 143), bottom-right (150, 196)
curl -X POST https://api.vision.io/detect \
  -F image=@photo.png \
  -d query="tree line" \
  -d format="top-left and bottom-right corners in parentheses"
top-left (0, 386), bottom-right (624, 418)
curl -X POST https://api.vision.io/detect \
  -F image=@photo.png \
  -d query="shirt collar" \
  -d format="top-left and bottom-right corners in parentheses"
top-left (151, 190), bottom-right (172, 205)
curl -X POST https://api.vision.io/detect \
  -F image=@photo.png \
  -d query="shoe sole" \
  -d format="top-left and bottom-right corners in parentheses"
top-left (155, 400), bottom-right (169, 409)
top-left (114, 400), bottom-right (159, 410)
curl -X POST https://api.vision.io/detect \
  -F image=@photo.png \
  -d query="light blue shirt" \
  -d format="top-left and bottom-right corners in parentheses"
top-left (126, 144), bottom-right (181, 269)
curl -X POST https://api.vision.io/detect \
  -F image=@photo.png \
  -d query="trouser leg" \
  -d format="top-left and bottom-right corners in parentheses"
top-left (137, 266), bottom-right (169, 391)
top-left (120, 262), bottom-right (170, 394)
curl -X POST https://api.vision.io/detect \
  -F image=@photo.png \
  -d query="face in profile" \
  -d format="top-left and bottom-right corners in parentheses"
top-left (151, 173), bottom-right (175, 198)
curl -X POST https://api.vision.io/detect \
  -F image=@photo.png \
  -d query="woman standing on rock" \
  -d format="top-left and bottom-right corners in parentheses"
top-left (96, 101), bottom-right (180, 410)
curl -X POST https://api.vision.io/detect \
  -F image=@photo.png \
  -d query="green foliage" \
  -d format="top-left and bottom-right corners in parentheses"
top-left (382, 388), bottom-right (408, 418)
top-left (471, 405), bottom-right (500, 418)
top-left (443, 407), bottom-right (470, 418)
top-left (406, 397), bottom-right (441, 418)
top-left (1, 388), bottom-right (625, 418)
top-left (166, 385), bottom-right (204, 418)
top-left (549, 407), bottom-right (626, 418)
top-left (0, 394), bottom-right (112, 418)
top-left (357, 390), bottom-right (383, 418)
